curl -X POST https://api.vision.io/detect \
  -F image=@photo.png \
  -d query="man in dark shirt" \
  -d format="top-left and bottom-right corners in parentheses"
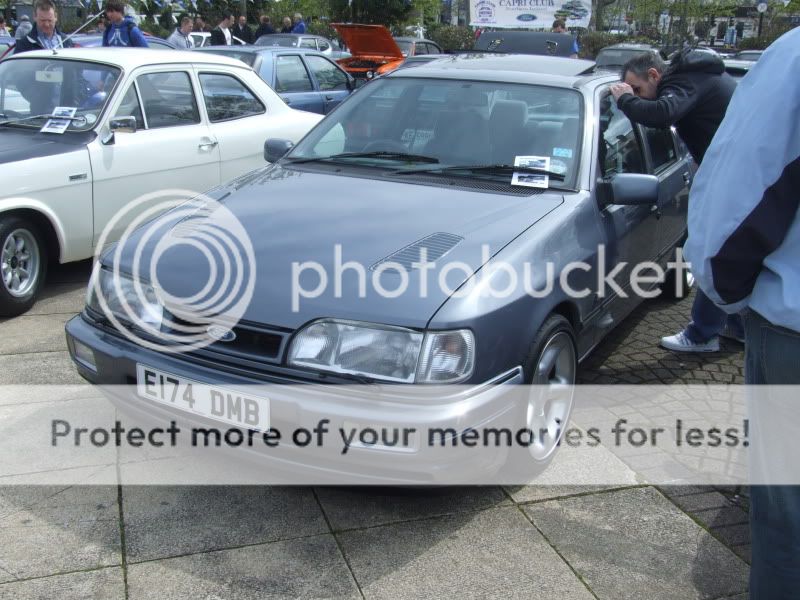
top-left (254, 15), bottom-right (275, 41)
top-left (232, 15), bottom-right (252, 44)
top-left (610, 49), bottom-right (740, 353)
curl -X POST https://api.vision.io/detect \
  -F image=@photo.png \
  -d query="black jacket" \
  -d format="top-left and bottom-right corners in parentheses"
top-left (232, 23), bottom-right (252, 44)
top-left (210, 26), bottom-right (229, 46)
top-left (617, 49), bottom-right (736, 164)
top-left (254, 23), bottom-right (275, 40)
top-left (14, 24), bottom-right (74, 53)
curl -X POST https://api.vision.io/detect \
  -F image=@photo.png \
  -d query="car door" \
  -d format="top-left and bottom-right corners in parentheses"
top-left (640, 125), bottom-right (691, 260)
top-left (303, 54), bottom-right (351, 114)
top-left (273, 54), bottom-right (324, 114)
top-left (594, 93), bottom-right (661, 325)
top-left (196, 69), bottom-right (270, 181)
top-left (88, 68), bottom-right (221, 246)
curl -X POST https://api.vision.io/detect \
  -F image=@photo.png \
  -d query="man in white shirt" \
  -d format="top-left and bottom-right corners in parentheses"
top-left (211, 12), bottom-right (233, 46)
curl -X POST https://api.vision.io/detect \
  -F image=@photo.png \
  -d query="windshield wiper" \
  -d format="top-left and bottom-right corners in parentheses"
top-left (285, 151), bottom-right (440, 165)
top-left (0, 114), bottom-right (87, 127)
top-left (391, 164), bottom-right (565, 180)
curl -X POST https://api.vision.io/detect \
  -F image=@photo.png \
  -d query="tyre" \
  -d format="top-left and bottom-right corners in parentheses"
top-left (660, 246), bottom-right (693, 301)
top-left (503, 314), bottom-right (578, 481)
top-left (0, 216), bottom-right (47, 317)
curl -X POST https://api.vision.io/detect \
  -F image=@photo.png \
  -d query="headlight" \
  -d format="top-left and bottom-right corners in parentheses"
top-left (287, 319), bottom-right (474, 384)
top-left (87, 264), bottom-right (163, 332)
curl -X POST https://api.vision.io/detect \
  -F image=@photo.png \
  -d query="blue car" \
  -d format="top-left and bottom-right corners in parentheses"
top-left (194, 46), bottom-right (354, 115)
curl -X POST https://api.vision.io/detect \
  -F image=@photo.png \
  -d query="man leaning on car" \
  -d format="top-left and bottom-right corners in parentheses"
top-left (610, 48), bottom-right (740, 354)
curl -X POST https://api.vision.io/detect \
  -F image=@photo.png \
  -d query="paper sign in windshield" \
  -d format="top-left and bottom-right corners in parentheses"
top-left (512, 155), bottom-right (550, 188)
top-left (40, 106), bottom-right (77, 135)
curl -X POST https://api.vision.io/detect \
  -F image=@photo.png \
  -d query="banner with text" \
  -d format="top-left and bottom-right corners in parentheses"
top-left (470, 0), bottom-right (592, 29)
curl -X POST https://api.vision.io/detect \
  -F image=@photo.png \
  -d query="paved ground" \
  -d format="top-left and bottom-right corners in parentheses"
top-left (0, 261), bottom-right (751, 599)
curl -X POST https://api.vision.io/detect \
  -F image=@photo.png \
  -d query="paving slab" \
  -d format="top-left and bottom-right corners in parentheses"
top-left (338, 506), bottom-right (595, 600)
top-left (0, 486), bottom-right (120, 583)
top-left (314, 486), bottom-right (509, 531)
top-left (122, 486), bottom-right (329, 562)
top-left (524, 487), bottom-right (749, 600)
top-left (25, 284), bottom-right (86, 316)
top-left (0, 314), bottom-right (72, 355)
top-left (0, 566), bottom-right (124, 600)
top-left (127, 534), bottom-right (360, 600)
top-left (0, 351), bottom-right (84, 385)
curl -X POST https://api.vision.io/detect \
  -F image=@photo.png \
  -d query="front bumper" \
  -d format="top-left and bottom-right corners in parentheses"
top-left (65, 314), bottom-right (526, 483)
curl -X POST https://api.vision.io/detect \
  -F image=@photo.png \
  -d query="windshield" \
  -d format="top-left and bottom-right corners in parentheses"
top-left (736, 52), bottom-right (760, 61)
top-left (257, 36), bottom-right (298, 47)
top-left (0, 58), bottom-right (120, 130)
top-left (395, 40), bottom-right (412, 56)
top-left (595, 49), bottom-right (649, 69)
top-left (287, 77), bottom-right (583, 189)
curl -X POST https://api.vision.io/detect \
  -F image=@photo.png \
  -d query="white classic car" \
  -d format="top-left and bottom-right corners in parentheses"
top-left (0, 48), bottom-right (322, 316)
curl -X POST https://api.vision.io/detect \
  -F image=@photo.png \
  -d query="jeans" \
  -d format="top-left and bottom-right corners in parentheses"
top-left (745, 310), bottom-right (800, 600)
top-left (684, 289), bottom-right (744, 343)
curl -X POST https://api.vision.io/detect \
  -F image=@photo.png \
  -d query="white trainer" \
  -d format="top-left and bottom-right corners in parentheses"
top-left (660, 331), bottom-right (720, 353)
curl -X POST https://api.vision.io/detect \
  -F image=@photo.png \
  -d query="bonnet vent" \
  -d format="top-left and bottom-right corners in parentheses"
top-left (371, 232), bottom-right (464, 272)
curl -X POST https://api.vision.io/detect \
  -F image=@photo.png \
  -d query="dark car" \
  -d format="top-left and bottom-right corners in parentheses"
top-left (594, 43), bottom-right (663, 71)
top-left (69, 33), bottom-right (178, 50)
top-left (194, 46), bottom-right (354, 114)
top-left (474, 31), bottom-right (577, 57)
top-left (393, 37), bottom-right (442, 58)
top-left (66, 54), bottom-right (693, 482)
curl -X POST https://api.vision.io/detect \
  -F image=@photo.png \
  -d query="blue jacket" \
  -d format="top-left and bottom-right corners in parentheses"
top-left (292, 21), bottom-right (306, 34)
top-left (684, 27), bottom-right (800, 332)
top-left (103, 16), bottom-right (149, 47)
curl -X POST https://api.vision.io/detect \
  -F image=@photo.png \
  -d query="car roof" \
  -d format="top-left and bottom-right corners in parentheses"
top-left (393, 37), bottom-right (437, 43)
top-left (390, 53), bottom-right (599, 85)
top-left (5, 47), bottom-right (250, 70)
top-left (600, 43), bottom-right (657, 51)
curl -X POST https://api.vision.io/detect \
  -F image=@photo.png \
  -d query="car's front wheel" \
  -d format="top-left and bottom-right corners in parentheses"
top-left (0, 217), bottom-right (47, 317)
top-left (503, 314), bottom-right (577, 481)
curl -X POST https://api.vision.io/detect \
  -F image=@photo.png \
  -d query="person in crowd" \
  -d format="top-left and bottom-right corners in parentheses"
top-left (0, 17), bottom-right (10, 36)
top-left (551, 19), bottom-right (579, 58)
top-left (193, 16), bottom-right (208, 32)
top-left (102, 0), bottom-right (148, 47)
top-left (167, 16), bottom-right (193, 48)
top-left (684, 26), bottom-right (800, 600)
top-left (610, 49), bottom-right (738, 353)
top-left (254, 15), bottom-right (274, 40)
top-left (14, 15), bottom-right (32, 40)
top-left (210, 12), bottom-right (233, 45)
top-left (280, 16), bottom-right (292, 34)
top-left (96, 18), bottom-right (106, 35)
top-left (232, 14), bottom-right (252, 44)
top-left (291, 12), bottom-right (306, 34)
top-left (14, 0), bottom-right (72, 52)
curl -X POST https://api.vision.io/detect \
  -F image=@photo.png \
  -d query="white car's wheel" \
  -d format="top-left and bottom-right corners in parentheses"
top-left (0, 217), bottom-right (47, 317)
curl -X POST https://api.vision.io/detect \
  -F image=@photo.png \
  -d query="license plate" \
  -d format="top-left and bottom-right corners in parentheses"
top-left (136, 364), bottom-right (269, 431)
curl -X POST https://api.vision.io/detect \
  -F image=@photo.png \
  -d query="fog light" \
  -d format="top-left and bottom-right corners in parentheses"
top-left (71, 339), bottom-right (97, 372)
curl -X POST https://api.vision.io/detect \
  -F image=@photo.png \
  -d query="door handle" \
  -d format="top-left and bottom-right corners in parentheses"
top-left (325, 95), bottom-right (335, 101)
top-left (682, 172), bottom-right (691, 185)
top-left (198, 140), bottom-right (218, 150)
top-left (281, 96), bottom-right (292, 104)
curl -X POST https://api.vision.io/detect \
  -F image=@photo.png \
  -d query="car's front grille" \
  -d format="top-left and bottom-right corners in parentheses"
top-left (164, 313), bottom-right (290, 369)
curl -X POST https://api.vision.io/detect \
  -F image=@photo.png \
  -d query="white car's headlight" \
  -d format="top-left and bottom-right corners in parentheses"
top-left (87, 264), bottom-right (163, 331)
top-left (288, 319), bottom-right (474, 384)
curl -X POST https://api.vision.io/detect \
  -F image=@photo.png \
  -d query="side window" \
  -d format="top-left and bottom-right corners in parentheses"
top-left (113, 84), bottom-right (145, 129)
top-left (199, 73), bottom-right (265, 122)
top-left (137, 71), bottom-right (200, 129)
top-left (642, 126), bottom-right (677, 173)
top-left (427, 43), bottom-right (441, 54)
top-left (305, 55), bottom-right (348, 91)
top-left (599, 95), bottom-right (644, 177)
top-left (274, 55), bottom-right (314, 93)
top-left (317, 39), bottom-right (330, 52)
top-left (299, 37), bottom-right (316, 49)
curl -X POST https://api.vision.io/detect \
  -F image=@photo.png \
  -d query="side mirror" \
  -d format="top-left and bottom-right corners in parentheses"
top-left (264, 138), bottom-right (294, 163)
top-left (346, 76), bottom-right (355, 92)
top-left (109, 116), bottom-right (137, 134)
top-left (598, 173), bottom-right (659, 207)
